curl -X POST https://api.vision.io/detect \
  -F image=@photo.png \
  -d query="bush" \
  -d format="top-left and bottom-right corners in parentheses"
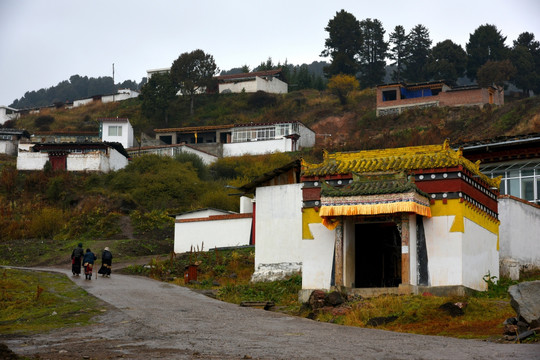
top-left (28, 207), bottom-right (66, 239)
top-left (247, 91), bottom-right (277, 107)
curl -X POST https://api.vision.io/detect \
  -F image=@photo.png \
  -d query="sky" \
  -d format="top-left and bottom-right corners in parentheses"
top-left (1, 0), bottom-right (539, 107)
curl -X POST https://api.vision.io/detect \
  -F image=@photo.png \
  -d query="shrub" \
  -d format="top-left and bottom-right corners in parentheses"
top-left (29, 207), bottom-right (66, 239)
top-left (247, 91), bottom-right (277, 107)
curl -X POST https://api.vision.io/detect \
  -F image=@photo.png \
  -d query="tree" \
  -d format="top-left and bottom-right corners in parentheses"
top-left (327, 74), bottom-right (359, 105)
top-left (510, 45), bottom-right (537, 96)
top-left (476, 60), bottom-right (516, 88)
top-left (170, 49), bottom-right (218, 116)
top-left (425, 40), bottom-right (467, 83)
top-left (513, 32), bottom-right (540, 94)
top-left (358, 18), bottom-right (388, 88)
top-left (140, 72), bottom-right (177, 124)
top-left (466, 24), bottom-right (509, 81)
top-left (402, 24), bottom-right (432, 82)
top-left (321, 10), bottom-right (362, 77)
top-left (389, 25), bottom-right (408, 82)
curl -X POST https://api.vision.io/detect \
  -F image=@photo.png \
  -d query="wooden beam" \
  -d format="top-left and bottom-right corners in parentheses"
top-left (334, 220), bottom-right (343, 287)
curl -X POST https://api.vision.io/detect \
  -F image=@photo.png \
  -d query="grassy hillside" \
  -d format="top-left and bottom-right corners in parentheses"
top-left (12, 89), bottom-right (540, 154)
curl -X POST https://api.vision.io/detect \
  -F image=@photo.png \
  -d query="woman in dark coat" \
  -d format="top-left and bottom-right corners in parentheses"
top-left (98, 247), bottom-right (113, 277)
top-left (71, 243), bottom-right (84, 276)
top-left (83, 248), bottom-right (97, 280)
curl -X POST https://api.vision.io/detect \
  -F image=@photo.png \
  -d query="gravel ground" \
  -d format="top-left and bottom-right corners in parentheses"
top-left (3, 267), bottom-right (539, 360)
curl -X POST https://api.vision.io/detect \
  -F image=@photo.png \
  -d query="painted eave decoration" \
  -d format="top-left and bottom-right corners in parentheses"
top-left (301, 140), bottom-right (500, 190)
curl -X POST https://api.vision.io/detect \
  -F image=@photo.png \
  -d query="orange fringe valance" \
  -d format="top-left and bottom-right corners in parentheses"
top-left (319, 201), bottom-right (431, 230)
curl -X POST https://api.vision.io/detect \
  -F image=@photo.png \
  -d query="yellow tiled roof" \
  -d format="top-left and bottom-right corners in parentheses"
top-left (302, 140), bottom-right (500, 189)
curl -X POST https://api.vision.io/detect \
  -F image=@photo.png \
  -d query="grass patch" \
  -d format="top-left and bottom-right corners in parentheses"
top-left (0, 268), bottom-right (104, 335)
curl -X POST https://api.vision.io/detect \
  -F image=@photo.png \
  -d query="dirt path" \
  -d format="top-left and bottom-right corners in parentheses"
top-left (4, 267), bottom-right (539, 360)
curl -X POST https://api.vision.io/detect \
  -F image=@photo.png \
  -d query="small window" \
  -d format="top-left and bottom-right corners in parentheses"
top-left (382, 90), bottom-right (397, 101)
top-left (108, 126), bottom-right (122, 136)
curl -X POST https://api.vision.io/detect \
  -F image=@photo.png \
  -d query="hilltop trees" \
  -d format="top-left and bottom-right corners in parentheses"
top-left (358, 18), bottom-right (388, 88)
top-left (466, 24), bottom-right (509, 80)
top-left (170, 49), bottom-right (218, 116)
top-left (140, 72), bottom-right (177, 124)
top-left (389, 25), bottom-right (408, 82)
top-left (402, 24), bottom-right (432, 82)
top-left (425, 40), bottom-right (467, 83)
top-left (321, 10), bottom-right (363, 77)
top-left (327, 74), bottom-right (359, 105)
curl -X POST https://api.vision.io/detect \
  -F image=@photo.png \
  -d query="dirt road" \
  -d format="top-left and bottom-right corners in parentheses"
top-left (4, 268), bottom-right (539, 360)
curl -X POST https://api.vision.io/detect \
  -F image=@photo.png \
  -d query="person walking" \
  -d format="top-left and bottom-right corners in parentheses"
top-left (71, 243), bottom-right (84, 276)
top-left (98, 247), bottom-right (113, 277)
top-left (83, 248), bottom-right (97, 280)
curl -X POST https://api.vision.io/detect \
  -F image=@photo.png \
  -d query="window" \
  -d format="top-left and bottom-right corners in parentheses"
top-left (382, 90), bottom-right (397, 101)
top-left (108, 125), bottom-right (122, 136)
top-left (483, 160), bottom-right (540, 204)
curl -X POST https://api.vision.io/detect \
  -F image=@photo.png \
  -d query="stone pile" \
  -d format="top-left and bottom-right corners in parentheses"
top-left (504, 280), bottom-right (540, 342)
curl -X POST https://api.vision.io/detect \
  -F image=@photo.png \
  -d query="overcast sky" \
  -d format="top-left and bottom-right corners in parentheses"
top-left (1, 0), bottom-right (539, 106)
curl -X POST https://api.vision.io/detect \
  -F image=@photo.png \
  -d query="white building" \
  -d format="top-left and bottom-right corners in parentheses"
top-left (0, 128), bottom-right (30, 156)
top-left (17, 142), bottom-right (129, 172)
top-left (154, 121), bottom-right (315, 158)
top-left (0, 106), bottom-right (20, 125)
top-left (216, 69), bottom-right (288, 94)
top-left (173, 197), bottom-right (253, 254)
top-left (99, 118), bottom-right (135, 149)
top-left (102, 89), bottom-right (140, 104)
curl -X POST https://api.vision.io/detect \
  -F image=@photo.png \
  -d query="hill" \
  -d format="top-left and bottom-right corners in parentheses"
top-left (11, 89), bottom-right (540, 152)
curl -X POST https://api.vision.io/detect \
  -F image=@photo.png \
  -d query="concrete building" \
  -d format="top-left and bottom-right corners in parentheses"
top-left (154, 121), bottom-right (315, 158)
top-left (0, 105), bottom-right (20, 125)
top-left (376, 81), bottom-right (504, 116)
top-left (215, 69), bottom-right (288, 94)
top-left (99, 118), bottom-right (136, 149)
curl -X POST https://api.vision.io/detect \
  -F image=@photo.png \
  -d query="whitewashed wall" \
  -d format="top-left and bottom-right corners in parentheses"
top-left (174, 216), bottom-right (252, 254)
top-left (461, 218), bottom-right (499, 290)
top-left (298, 124), bottom-right (316, 148)
top-left (0, 140), bottom-right (17, 155)
top-left (67, 153), bottom-right (104, 172)
top-left (223, 138), bottom-right (293, 157)
top-left (102, 90), bottom-right (139, 104)
top-left (219, 77), bottom-right (288, 94)
top-left (16, 152), bottom-right (48, 170)
top-left (101, 121), bottom-right (134, 148)
top-left (255, 76), bottom-right (288, 94)
top-left (499, 197), bottom-right (540, 268)
top-left (73, 98), bottom-right (94, 107)
top-left (108, 148), bottom-right (129, 171)
top-left (422, 216), bottom-right (463, 287)
top-left (301, 222), bottom-right (335, 290)
top-left (251, 184), bottom-right (303, 282)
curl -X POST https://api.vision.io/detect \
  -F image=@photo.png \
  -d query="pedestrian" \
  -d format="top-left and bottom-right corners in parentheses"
top-left (71, 243), bottom-right (84, 276)
top-left (83, 248), bottom-right (97, 280)
top-left (98, 247), bottom-right (113, 277)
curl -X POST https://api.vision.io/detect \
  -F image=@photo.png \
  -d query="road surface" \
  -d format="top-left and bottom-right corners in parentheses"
top-left (4, 267), bottom-right (539, 359)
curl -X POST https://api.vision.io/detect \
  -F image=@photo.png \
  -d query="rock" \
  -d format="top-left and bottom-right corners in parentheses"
top-left (326, 291), bottom-right (345, 306)
top-left (366, 315), bottom-right (398, 327)
top-left (212, 280), bottom-right (221, 286)
top-left (508, 280), bottom-right (540, 328)
top-left (308, 290), bottom-right (326, 310)
top-left (517, 320), bottom-right (529, 333)
top-left (439, 302), bottom-right (465, 317)
top-left (516, 329), bottom-right (536, 342)
top-left (500, 258), bottom-right (520, 280)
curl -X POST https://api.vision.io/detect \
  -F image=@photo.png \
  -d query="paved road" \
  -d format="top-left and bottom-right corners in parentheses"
top-left (5, 267), bottom-right (540, 359)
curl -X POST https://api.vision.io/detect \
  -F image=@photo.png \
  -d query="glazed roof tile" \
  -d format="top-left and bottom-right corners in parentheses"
top-left (302, 141), bottom-right (500, 188)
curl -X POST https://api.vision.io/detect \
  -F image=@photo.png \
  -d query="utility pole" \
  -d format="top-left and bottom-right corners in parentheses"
top-left (112, 63), bottom-right (115, 102)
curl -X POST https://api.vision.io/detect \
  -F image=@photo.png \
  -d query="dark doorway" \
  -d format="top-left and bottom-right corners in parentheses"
top-left (49, 154), bottom-right (67, 171)
top-left (355, 222), bottom-right (401, 288)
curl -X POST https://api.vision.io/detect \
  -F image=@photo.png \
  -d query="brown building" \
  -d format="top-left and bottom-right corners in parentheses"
top-left (376, 81), bottom-right (504, 116)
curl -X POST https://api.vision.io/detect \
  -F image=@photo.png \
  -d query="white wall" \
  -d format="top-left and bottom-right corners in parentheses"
top-left (0, 106), bottom-right (20, 125)
top-left (16, 152), bottom-right (48, 170)
top-left (301, 223), bottom-right (335, 290)
top-left (102, 90), bottom-right (139, 104)
top-left (298, 124), bottom-right (316, 148)
top-left (219, 76), bottom-right (288, 94)
top-left (422, 215), bottom-right (463, 287)
top-left (67, 153), bottom-right (104, 172)
top-left (251, 184), bottom-right (303, 281)
top-left (255, 76), bottom-right (288, 94)
top-left (223, 138), bottom-right (293, 157)
top-left (176, 209), bottom-right (231, 220)
top-left (73, 98), bottom-right (94, 107)
top-left (101, 120), bottom-right (134, 148)
top-left (174, 217), bottom-right (252, 254)
top-left (499, 197), bottom-right (540, 268)
top-left (461, 218), bottom-right (499, 291)
top-left (0, 140), bottom-right (17, 155)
